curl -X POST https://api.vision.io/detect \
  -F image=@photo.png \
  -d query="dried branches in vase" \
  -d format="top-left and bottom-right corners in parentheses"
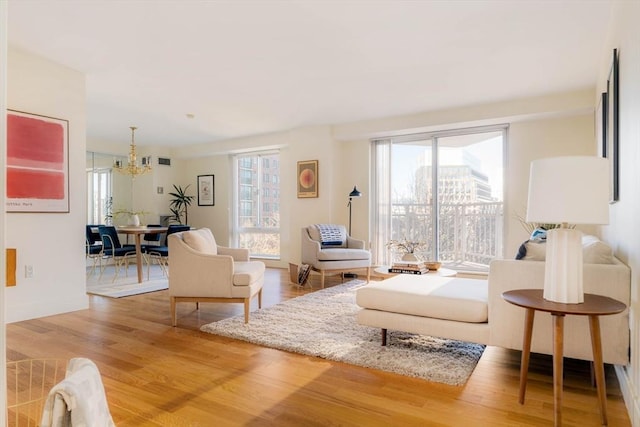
top-left (386, 238), bottom-right (426, 261)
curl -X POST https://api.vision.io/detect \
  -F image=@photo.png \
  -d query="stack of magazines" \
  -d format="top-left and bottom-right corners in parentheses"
top-left (388, 260), bottom-right (428, 275)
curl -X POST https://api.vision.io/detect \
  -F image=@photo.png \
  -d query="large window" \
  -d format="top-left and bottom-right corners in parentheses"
top-left (372, 126), bottom-right (505, 272)
top-left (86, 152), bottom-right (120, 225)
top-left (233, 151), bottom-right (280, 258)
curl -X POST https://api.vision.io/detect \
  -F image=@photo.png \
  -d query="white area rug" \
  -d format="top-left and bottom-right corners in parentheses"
top-left (201, 280), bottom-right (485, 386)
top-left (86, 265), bottom-right (168, 298)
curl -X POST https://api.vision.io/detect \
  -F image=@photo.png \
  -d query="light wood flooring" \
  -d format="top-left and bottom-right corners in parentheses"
top-left (7, 268), bottom-right (631, 426)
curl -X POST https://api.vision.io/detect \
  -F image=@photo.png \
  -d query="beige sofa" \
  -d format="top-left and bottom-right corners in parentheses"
top-left (357, 256), bottom-right (630, 365)
top-left (489, 258), bottom-right (630, 364)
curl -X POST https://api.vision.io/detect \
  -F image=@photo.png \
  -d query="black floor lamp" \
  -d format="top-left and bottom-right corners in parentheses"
top-left (345, 186), bottom-right (362, 279)
top-left (347, 186), bottom-right (361, 235)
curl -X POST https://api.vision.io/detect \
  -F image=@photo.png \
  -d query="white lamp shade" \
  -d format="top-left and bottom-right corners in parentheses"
top-left (526, 156), bottom-right (610, 225)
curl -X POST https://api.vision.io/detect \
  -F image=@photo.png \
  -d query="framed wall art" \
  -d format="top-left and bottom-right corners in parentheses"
top-left (596, 92), bottom-right (607, 158)
top-left (606, 48), bottom-right (619, 203)
top-left (297, 160), bottom-right (318, 198)
top-left (6, 110), bottom-right (69, 213)
top-left (197, 174), bottom-right (215, 206)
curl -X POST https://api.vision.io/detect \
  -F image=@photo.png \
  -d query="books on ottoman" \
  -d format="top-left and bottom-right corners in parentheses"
top-left (389, 261), bottom-right (428, 275)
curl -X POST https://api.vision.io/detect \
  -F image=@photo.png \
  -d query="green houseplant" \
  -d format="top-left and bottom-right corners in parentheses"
top-left (169, 184), bottom-right (195, 225)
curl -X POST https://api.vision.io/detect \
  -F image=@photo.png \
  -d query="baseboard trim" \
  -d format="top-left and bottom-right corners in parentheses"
top-left (615, 364), bottom-right (639, 425)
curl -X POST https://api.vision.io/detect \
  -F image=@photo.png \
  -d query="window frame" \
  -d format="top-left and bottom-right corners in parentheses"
top-left (370, 125), bottom-right (507, 272)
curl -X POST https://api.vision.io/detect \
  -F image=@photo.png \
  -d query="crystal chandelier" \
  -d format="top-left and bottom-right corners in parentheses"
top-left (113, 126), bottom-right (151, 178)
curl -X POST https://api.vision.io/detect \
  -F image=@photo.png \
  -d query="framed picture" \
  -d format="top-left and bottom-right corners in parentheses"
top-left (297, 160), bottom-right (318, 198)
top-left (197, 174), bottom-right (215, 206)
top-left (596, 92), bottom-right (607, 158)
top-left (6, 110), bottom-right (69, 213)
top-left (606, 48), bottom-right (619, 203)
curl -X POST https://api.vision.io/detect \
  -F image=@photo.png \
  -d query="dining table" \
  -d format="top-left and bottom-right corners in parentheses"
top-left (116, 226), bottom-right (168, 283)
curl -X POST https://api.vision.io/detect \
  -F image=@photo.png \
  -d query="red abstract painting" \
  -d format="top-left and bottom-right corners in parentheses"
top-left (6, 111), bottom-right (69, 212)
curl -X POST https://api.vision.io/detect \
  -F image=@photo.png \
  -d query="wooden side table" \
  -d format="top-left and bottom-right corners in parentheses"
top-left (502, 289), bottom-right (626, 427)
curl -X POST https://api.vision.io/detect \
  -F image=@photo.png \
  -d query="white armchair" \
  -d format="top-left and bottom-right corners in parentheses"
top-left (301, 224), bottom-right (371, 288)
top-left (168, 228), bottom-right (265, 325)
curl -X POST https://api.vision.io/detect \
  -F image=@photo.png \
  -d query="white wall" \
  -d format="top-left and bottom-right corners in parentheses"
top-left (5, 48), bottom-right (88, 322)
top-left (1, 2), bottom-right (8, 423)
top-left (339, 91), bottom-right (597, 258)
top-left (173, 126), bottom-right (340, 268)
top-left (505, 115), bottom-right (598, 252)
top-left (142, 90), bottom-right (595, 271)
top-left (599, 1), bottom-right (640, 424)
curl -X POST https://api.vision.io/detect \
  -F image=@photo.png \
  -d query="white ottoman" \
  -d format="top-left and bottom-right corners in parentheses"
top-left (356, 274), bottom-right (490, 345)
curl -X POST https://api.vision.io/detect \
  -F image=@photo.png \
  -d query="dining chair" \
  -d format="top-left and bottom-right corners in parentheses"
top-left (98, 225), bottom-right (136, 282)
top-left (141, 224), bottom-right (164, 250)
top-left (145, 224), bottom-right (190, 278)
top-left (85, 225), bottom-right (103, 278)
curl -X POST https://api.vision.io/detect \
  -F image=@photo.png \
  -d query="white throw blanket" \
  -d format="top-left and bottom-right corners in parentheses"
top-left (40, 358), bottom-right (114, 427)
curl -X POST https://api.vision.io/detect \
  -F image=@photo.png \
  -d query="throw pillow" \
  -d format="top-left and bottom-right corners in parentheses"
top-left (522, 240), bottom-right (547, 261)
top-left (582, 235), bottom-right (614, 264)
top-left (515, 234), bottom-right (614, 264)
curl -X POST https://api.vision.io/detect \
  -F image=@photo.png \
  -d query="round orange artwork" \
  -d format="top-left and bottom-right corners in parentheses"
top-left (299, 168), bottom-right (315, 189)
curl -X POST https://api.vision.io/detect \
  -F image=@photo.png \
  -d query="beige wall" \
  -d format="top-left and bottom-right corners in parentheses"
top-left (598, 1), bottom-right (640, 424)
top-left (505, 114), bottom-right (598, 253)
top-left (5, 47), bottom-right (89, 322)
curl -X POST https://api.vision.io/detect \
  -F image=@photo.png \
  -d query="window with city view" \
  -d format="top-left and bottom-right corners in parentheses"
top-left (372, 127), bottom-right (505, 272)
top-left (86, 167), bottom-right (111, 225)
top-left (233, 151), bottom-right (280, 258)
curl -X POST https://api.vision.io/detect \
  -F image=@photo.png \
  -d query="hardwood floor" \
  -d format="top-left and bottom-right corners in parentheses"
top-left (7, 269), bottom-right (631, 426)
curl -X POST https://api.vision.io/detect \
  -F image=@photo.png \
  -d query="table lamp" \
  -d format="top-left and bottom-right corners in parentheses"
top-left (526, 156), bottom-right (609, 304)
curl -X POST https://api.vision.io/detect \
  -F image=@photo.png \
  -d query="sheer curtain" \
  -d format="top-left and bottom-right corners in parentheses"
top-left (370, 138), bottom-right (391, 265)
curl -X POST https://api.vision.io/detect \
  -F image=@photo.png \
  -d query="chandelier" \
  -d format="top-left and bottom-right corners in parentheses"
top-left (113, 126), bottom-right (151, 178)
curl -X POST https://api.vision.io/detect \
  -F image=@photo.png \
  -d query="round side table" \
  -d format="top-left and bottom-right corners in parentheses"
top-left (502, 289), bottom-right (626, 427)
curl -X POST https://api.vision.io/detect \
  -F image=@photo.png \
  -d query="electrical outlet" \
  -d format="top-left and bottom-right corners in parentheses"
top-left (25, 265), bottom-right (34, 278)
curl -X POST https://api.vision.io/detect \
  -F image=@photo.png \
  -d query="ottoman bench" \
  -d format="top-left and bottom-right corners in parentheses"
top-left (356, 274), bottom-right (490, 346)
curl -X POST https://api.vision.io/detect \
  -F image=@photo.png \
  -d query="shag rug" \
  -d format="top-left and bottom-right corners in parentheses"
top-left (201, 280), bottom-right (485, 386)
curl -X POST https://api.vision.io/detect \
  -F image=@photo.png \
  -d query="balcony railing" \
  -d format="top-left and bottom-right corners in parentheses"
top-left (389, 201), bottom-right (503, 272)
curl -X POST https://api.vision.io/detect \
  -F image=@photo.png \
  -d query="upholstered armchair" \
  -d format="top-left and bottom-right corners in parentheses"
top-left (168, 228), bottom-right (265, 325)
top-left (301, 224), bottom-right (371, 288)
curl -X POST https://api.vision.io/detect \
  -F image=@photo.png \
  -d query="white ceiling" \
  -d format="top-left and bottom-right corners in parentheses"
top-left (8, 0), bottom-right (612, 147)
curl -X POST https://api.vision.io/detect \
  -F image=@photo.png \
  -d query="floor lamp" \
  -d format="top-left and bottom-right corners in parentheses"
top-left (344, 186), bottom-right (362, 279)
top-left (347, 186), bottom-right (361, 235)
top-left (526, 156), bottom-right (609, 303)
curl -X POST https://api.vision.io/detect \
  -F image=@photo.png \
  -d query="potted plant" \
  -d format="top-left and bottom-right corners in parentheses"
top-left (169, 184), bottom-right (195, 225)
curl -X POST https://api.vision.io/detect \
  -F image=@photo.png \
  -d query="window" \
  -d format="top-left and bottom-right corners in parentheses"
top-left (86, 152), bottom-right (119, 225)
top-left (87, 167), bottom-right (112, 224)
top-left (233, 151), bottom-right (280, 258)
top-left (372, 126), bottom-right (505, 272)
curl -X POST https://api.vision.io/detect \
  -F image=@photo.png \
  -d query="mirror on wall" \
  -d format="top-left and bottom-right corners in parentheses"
top-left (86, 151), bottom-right (131, 225)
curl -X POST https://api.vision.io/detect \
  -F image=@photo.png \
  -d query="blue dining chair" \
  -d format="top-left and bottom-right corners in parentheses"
top-left (144, 224), bottom-right (190, 277)
top-left (86, 225), bottom-right (103, 278)
top-left (97, 225), bottom-right (136, 282)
